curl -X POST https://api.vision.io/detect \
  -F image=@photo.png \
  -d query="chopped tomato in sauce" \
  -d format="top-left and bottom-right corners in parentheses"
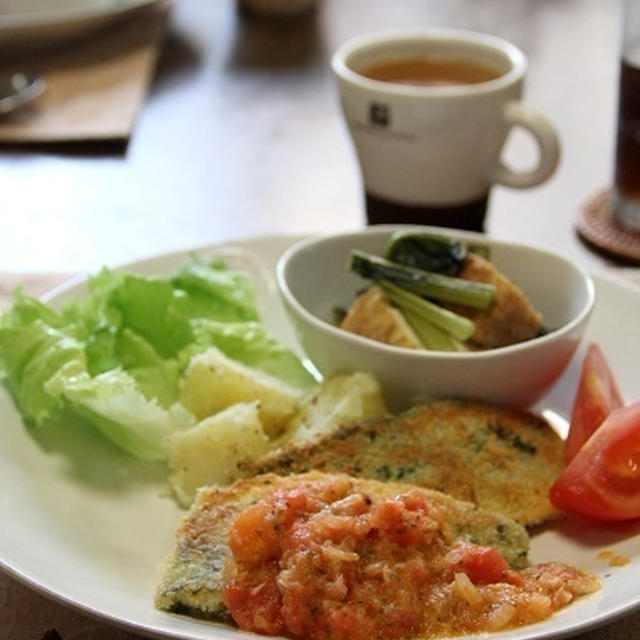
top-left (448, 541), bottom-right (522, 586)
top-left (223, 476), bottom-right (599, 640)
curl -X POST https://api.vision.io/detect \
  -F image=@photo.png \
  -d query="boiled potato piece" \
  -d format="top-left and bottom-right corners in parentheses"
top-left (180, 346), bottom-right (300, 437)
top-left (282, 372), bottom-right (388, 447)
top-left (167, 401), bottom-right (270, 506)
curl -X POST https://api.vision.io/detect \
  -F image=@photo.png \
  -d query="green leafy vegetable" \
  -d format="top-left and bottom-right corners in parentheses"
top-left (350, 250), bottom-right (495, 310)
top-left (380, 281), bottom-right (475, 342)
top-left (384, 230), bottom-right (467, 275)
top-left (170, 257), bottom-right (259, 322)
top-left (0, 292), bottom-right (85, 425)
top-left (402, 309), bottom-right (465, 352)
top-left (45, 363), bottom-right (194, 460)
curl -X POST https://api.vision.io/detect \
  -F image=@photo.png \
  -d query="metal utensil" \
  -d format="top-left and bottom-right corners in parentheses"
top-left (0, 73), bottom-right (45, 115)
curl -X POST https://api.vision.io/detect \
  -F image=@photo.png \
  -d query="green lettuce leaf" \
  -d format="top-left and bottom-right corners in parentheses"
top-left (65, 270), bottom-right (194, 361)
top-left (171, 256), bottom-right (259, 322)
top-left (0, 292), bottom-right (85, 425)
top-left (45, 363), bottom-right (193, 460)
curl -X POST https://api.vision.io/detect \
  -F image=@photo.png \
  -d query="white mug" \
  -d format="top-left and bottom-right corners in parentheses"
top-left (331, 29), bottom-right (560, 231)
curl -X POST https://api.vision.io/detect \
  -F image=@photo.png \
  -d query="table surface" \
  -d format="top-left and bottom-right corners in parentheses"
top-left (2, 1), bottom-right (640, 639)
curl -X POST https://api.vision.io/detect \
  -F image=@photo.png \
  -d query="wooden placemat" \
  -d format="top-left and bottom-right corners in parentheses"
top-left (576, 189), bottom-right (640, 264)
top-left (0, 1), bottom-right (169, 143)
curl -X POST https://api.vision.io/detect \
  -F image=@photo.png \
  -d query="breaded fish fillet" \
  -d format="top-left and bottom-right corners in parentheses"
top-left (155, 471), bottom-right (530, 619)
top-left (245, 399), bottom-right (563, 527)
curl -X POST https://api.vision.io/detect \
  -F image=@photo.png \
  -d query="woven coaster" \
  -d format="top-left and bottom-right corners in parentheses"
top-left (576, 189), bottom-right (640, 264)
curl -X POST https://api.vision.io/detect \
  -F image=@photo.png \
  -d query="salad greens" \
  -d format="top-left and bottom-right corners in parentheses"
top-left (0, 256), bottom-right (314, 460)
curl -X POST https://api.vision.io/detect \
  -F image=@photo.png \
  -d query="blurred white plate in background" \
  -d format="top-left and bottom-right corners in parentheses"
top-left (0, 0), bottom-right (162, 48)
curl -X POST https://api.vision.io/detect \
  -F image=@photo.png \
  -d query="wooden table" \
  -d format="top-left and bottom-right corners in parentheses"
top-left (1, 1), bottom-right (640, 639)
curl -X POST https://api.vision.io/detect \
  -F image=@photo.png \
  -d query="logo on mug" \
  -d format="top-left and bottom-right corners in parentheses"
top-left (369, 102), bottom-right (390, 127)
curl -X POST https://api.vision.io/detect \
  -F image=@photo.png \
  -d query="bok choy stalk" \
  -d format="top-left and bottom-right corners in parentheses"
top-left (350, 250), bottom-right (495, 310)
top-left (402, 309), bottom-right (466, 352)
top-left (380, 281), bottom-right (475, 342)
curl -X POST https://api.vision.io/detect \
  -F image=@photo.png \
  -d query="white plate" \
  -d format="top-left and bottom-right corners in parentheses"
top-left (1, 234), bottom-right (639, 640)
top-left (0, 0), bottom-right (160, 48)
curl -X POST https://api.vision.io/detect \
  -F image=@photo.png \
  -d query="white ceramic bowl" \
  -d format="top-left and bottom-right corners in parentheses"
top-left (277, 226), bottom-right (595, 410)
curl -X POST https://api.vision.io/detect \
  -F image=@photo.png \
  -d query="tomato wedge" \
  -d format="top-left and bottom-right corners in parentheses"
top-left (564, 344), bottom-right (624, 463)
top-left (550, 403), bottom-right (640, 521)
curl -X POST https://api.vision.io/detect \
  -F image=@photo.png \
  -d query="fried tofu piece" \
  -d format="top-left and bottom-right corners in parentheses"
top-left (450, 254), bottom-right (543, 348)
top-left (155, 471), bottom-right (530, 619)
top-left (340, 286), bottom-right (422, 348)
top-left (246, 399), bottom-right (563, 527)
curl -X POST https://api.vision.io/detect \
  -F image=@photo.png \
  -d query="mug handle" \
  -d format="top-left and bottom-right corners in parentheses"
top-left (489, 102), bottom-right (560, 188)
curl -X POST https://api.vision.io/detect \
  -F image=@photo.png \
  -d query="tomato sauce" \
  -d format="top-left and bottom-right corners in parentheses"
top-left (223, 476), bottom-right (598, 640)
